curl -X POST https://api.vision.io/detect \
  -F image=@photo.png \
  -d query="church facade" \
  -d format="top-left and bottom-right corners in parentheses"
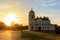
top-left (28, 9), bottom-right (55, 33)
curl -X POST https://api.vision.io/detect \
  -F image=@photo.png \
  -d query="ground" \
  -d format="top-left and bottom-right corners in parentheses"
top-left (22, 30), bottom-right (60, 40)
top-left (0, 30), bottom-right (60, 40)
top-left (22, 31), bottom-right (52, 40)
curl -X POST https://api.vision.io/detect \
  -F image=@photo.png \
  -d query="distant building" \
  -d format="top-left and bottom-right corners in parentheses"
top-left (28, 9), bottom-right (55, 33)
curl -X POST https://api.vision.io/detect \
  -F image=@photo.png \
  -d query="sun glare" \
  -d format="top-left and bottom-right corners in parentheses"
top-left (3, 13), bottom-right (18, 26)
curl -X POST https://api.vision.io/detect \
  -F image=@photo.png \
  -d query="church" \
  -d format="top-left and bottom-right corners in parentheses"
top-left (28, 9), bottom-right (55, 33)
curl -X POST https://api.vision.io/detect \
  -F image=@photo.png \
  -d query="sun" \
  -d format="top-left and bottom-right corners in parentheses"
top-left (3, 13), bottom-right (18, 26)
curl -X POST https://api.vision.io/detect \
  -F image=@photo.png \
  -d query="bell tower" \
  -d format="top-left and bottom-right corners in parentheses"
top-left (29, 8), bottom-right (35, 30)
top-left (29, 9), bottom-right (35, 20)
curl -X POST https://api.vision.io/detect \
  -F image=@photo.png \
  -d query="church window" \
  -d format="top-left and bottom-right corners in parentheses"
top-left (45, 26), bottom-right (46, 30)
top-left (42, 26), bottom-right (44, 30)
top-left (35, 26), bottom-right (37, 29)
top-left (47, 27), bottom-right (49, 29)
top-left (32, 16), bottom-right (33, 18)
top-left (31, 26), bottom-right (33, 29)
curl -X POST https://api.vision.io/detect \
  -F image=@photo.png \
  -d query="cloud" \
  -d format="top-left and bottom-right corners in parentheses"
top-left (44, 0), bottom-right (55, 3)
top-left (42, 3), bottom-right (56, 7)
top-left (40, 0), bottom-right (57, 7)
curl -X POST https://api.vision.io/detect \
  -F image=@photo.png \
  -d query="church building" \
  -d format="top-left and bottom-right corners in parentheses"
top-left (28, 9), bottom-right (55, 33)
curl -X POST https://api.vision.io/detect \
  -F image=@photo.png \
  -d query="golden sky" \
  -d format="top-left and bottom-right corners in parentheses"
top-left (0, 0), bottom-right (60, 26)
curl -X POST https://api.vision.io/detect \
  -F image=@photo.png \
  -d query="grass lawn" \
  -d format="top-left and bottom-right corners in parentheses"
top-left (22, 31), bottom-right (53, 40)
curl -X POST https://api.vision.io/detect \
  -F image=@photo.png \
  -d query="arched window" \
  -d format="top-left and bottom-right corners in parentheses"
top-left (32, 16), bottom-right (34, 18)
top-left (31, 26), bottom-right (33, 29)
top-left (47, 27), bottom-right (49, 29)
top-left (38, 26), bottom-right (41, 31)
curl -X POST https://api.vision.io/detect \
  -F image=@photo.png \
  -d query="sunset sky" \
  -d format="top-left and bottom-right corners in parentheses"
top-left (0, 0), bottom-right (60, 26)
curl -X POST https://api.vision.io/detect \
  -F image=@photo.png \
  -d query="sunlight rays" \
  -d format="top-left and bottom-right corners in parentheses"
top-left (3, 12), bottom-right (18, 26)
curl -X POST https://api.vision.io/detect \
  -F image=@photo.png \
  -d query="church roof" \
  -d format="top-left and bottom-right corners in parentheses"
top-left (35, 16), bottom-right (50, 21)
top-left (42, 17), bottom-right (50, 21)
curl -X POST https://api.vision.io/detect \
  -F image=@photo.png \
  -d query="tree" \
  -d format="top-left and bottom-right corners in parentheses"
top-left (55, 27), bottom-right (60, 34)
top-left (12, 23), bottom-right (20, 30)
top-left (0, 22), bottom-right (7, 30)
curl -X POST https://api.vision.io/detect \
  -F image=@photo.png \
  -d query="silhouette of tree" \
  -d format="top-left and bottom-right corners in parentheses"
top-left (11, 23), bottom-right (20, 30)
top-left (11, 23), bottom-right (28, 30)
top-left (14, 23), bottom-right (20, 30)
top-left (0, 22), bottom-right (7, 30)
top-left (22, 25), bottom-right (28, 30)
top-left (55, 25), bottom-right (60, 34)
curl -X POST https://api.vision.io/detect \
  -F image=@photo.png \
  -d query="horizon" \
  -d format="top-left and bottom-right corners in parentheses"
top-left (0, 0), bottom-right (60, 26)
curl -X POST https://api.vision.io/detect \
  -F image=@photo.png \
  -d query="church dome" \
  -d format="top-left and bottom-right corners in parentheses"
top-left (29, 9), bottom-right (35, 14)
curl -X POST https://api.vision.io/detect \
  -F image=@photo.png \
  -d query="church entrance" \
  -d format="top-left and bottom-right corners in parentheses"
top-left (38, 27), bottom-right (41, 31)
